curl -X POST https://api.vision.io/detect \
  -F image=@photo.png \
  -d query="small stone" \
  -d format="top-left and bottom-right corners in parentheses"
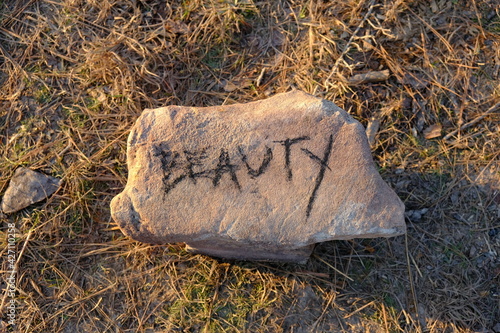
top-left (405, 208), bottom-right (429, 222)
top-left (111, 90), bottom-right (406, 262)
top-left (1, 167), bottom-right (61, 214)
top-left (405, 210), bottom-right (420, 221)
top-left (365, 118), bottom-right (380, 147)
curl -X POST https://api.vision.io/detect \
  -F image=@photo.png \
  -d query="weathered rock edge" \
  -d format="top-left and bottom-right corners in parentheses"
top-left (111, 90), bottom-right (406, 263)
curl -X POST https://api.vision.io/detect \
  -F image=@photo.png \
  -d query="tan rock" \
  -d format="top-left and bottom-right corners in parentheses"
top-left (111, 90), bottom-right (405, 262)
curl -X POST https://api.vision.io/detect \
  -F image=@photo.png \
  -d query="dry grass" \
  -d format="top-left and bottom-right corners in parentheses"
top-left (0, 0), bottom-right (499, 332)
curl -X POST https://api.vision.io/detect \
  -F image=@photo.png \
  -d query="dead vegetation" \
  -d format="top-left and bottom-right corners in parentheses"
top-left (0, 0), bottom-right (499, 332)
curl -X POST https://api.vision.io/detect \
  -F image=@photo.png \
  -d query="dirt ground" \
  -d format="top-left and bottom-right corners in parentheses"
top-left (0, 0), bottom-right (499, 332)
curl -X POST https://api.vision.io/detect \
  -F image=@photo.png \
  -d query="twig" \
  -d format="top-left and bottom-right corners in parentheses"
top-left (343, 300), bottom-right (375, 318)
top-left (443, 101), bottom-right (500, 141)
top-left (0, 39), bottom-right (24, 73)
top-left (405, 232), bottom-right (423, 333)
top-left (0, 0), bottom-right (37, 28)
top-left (313, 254), bottom-right (354, 281)
top-left (325, 0), bottom-right (376, 86)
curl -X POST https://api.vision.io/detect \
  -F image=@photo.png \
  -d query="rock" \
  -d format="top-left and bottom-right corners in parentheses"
top-left (405, 208), bottom-right (428, 222)
top-left (1, 167), bottom-right (62, 214)
top-left (110, 90), bottom-right (406, 262)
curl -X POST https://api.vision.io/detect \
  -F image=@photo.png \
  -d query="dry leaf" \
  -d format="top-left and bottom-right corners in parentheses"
top-left (364, 245), bottom-right (376, 253)
top-left (423, 124), bottom-right (442, 139)
top-left (430, 0), bottom-right (439, 13)
top-left (164, 19), bottom-right (189, 34)
top-left (222, 80), bottom-right (238, 92)
top-left (221, 78), bottom-right (252, 92)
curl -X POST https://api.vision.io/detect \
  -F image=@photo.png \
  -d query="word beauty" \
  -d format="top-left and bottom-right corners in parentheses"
top-left (111, 90), bottom-right (406, 263)
top-left (153, 134), bottom-right (334, 218)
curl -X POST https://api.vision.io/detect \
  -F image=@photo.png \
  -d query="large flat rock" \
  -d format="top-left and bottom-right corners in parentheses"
top-left (111, 90), bottom-right (405, 262)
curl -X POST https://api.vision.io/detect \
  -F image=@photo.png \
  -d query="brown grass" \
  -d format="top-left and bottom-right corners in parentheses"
top-left (1, 0), bottom-right (499, 332)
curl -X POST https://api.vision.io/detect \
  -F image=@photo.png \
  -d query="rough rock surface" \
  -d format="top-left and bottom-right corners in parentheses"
top-left (1, 167), bottom-right (62, 214)
top-left (111, 90), bottom-right (406, 262)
